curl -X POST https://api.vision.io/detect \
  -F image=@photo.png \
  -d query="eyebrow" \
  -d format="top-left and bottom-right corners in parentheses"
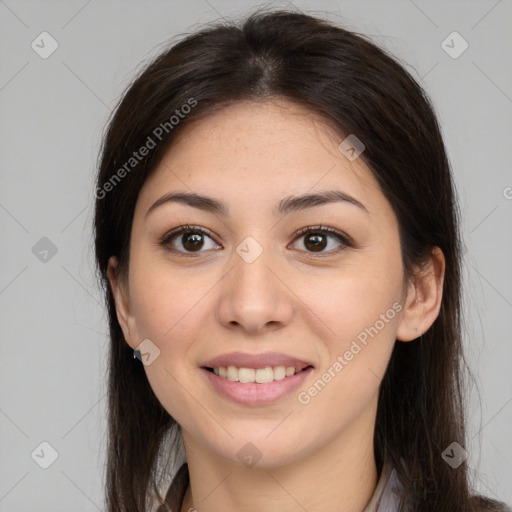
top-left (144, 189), bottom-right (369, 220)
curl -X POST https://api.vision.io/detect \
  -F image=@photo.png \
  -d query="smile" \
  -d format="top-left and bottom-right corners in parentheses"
top-left (201, 365), bottom-right (314, 406)
top-left (205, 364), bottom-right (312, 383)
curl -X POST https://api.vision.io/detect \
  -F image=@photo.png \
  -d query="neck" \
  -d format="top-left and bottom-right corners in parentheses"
top-left (179, 402), bottom-right (379, 512)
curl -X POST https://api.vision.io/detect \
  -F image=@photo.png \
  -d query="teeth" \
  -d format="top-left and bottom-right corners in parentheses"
top-left (210, 365), bottom-right (306, 383)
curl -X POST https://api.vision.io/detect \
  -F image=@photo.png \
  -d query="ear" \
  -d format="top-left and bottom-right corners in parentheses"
top-left (107, 256), bottom-right (138, 350)
top-left (396, 246), bottom-right (446, 342)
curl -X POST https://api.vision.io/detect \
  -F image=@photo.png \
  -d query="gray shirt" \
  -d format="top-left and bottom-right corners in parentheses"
top-left (363, 461), bottom-right (402, 512)
top-left (155, 459), bottom-right (511, 512)
top-left (362, 462), bottom-right (512, 512)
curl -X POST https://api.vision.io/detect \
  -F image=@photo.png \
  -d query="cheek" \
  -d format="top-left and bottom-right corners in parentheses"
top-left (296, 275), bottom-right (400, 428)
top-left (127, 255), bottom-right (219, 385)
top-left (127, 262), bottom-right (211, 421)
top-left (130, 279), bottom-right (176, 342)
top-left (305, 260), bottom-right (403, 344)
top-left (298, 244), bottom-right (404, 403)
top-left (128, 249), bottom-right (202, 340)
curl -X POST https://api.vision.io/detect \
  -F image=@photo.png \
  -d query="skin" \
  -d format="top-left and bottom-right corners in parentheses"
top-left (108, 98), bottom-right (445, 512)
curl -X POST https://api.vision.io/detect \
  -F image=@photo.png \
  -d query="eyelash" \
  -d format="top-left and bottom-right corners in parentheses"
top-left (158, 224), bottom-right (355, 258)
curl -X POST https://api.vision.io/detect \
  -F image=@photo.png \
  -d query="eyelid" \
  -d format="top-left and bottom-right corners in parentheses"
top-left (158, 224), bottom-right (220, 252)
top-left (291, 225), bottom-right (354, 247)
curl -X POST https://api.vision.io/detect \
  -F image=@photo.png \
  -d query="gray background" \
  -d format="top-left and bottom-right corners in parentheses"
top-left (1, 0), bottom-right (511, 509)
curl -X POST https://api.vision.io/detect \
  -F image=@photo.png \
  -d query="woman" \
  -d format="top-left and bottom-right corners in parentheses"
top-left (93, 8), bottom-right (510, 512)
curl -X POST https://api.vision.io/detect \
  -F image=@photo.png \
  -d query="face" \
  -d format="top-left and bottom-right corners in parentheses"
top-left (109, 98), bottom-right (418, 468)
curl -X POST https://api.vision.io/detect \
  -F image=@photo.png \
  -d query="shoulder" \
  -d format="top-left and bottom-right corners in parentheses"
top-left (375, 462), bottom-right (511, 512)
top-left (471, 495), bottom-right (512, 512)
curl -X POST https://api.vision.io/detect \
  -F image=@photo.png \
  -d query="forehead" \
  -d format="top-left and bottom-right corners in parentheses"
top-left (136, 99), bottom-right (382, 217)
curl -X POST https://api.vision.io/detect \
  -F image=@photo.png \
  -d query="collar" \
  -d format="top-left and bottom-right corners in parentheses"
top-left (362, 460), bottom-right (402, 512)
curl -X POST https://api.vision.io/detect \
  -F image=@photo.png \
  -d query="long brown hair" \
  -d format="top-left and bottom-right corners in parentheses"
top-left (93, 7), bottom-right (509, 512)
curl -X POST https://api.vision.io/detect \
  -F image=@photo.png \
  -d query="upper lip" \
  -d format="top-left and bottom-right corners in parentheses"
top-left (201, 351), bottom-right (314, 370)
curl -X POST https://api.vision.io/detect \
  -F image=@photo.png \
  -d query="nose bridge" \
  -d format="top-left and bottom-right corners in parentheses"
top-left (217, 234), bottom-right (293, 331)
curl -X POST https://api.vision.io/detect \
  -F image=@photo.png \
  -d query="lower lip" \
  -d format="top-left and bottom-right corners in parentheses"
top-left (200, 366), bottom-right (314, 406)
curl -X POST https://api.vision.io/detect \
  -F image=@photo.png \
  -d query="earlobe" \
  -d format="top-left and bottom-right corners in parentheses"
top-left (396, 247), bottom-right (445, 342)
top-left (107, 256), bottom-right (136, 348)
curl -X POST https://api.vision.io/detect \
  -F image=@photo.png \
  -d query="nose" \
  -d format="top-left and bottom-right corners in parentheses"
top-left (216, 246), bottom-right (294, 335)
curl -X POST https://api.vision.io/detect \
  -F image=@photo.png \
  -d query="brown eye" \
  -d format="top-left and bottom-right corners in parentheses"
top-left (303, 232), bottom-right (328, 252)
top-left (159, 225), bottom-right (220, 256)
top-left (179, 232), bottom-right (205, 251)
top-left (291, 226), bottom-right (354, 256)
top-left (159, 224), bottom-right (354, 258)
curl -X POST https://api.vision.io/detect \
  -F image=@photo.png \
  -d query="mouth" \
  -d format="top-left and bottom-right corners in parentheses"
top-left (200, 364), bottom-right (315, 406)
top-left (202, 364), bottom-right (314, 384)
